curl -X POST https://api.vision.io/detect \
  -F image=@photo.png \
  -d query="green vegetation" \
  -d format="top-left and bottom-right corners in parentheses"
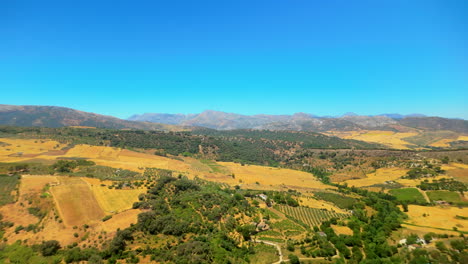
top-left (417, 178), bottom-right (467, 193)
top-left (130, 176), bottom-right (258, 263)
top-left (277, 205), bottom-right (349, 228)
top-left (404, 162), bottom-right (443, 179)
top-left (0, 126), bottom-right (382, 168)
top-left (313, 191), bottom-right (356, 209)
top-left (0, 174), bottom-right (19, 206)
top-left (427, 190), bottom-right (468, 206)
top-left (389, 188), bottom-right (427, 204)
top-left (102, 215), bottom-right (113, 222)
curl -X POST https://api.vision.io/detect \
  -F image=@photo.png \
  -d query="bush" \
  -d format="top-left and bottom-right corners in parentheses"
top-left (288, 254), bottom-right (300, 264)
top-left (102, 215), bottom-right (113, 222)
top-left (40, 240), bottom-right (61, 256)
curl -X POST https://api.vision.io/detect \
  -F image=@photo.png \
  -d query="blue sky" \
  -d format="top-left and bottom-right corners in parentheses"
top-left (1, 0), bottom-right (467, 119)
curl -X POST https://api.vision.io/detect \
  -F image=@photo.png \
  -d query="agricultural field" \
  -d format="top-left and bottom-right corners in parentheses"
top-left (0, 138), bottom-right (65, 162)
top-left (276, 204), bottom-right (349, 228)
top-left (405, 205), bottom-right (468, 233)
top-left (389, 188), bottom-right (427, 204)
top-left (50, 177), bottom-right (105, 227)
top-left (0, 174), bottom-right (19, 205)
top-left (299, 195), bottom-right (349, 214)
top-left (442, 162), bottom-right (468, 183)
top-left (404, 131), bottom-right (461, 147)
top-left (312, 191), bottom-right (356, 210)
top-left (249, 243), bottom-right (279, 264)
top-left (343, 167), bottom-right (408, 187)
top-left (426, 190), bottom-right (467, 206)
top-left (325, 130), bottom-right (418, 149)
top-left (82, 177), bottom-right (146, 213)
top-left (0, 174), bottom-right (143, 247)
top-left (218, 162), bottom-right (330, 190)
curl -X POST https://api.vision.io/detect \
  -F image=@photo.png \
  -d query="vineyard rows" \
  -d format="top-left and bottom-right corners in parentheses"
top-left (277, 205), bottom-right (349, 228)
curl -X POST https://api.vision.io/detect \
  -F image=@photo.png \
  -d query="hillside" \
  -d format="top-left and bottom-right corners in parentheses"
top-left (129, 110), bottom-right (468, 134)
top-left (0, 126), bottom-right (383, 167)
top-left (0, 135), bottom-right (466, 264)
top-left (0, 105), bottom-right (181, 131)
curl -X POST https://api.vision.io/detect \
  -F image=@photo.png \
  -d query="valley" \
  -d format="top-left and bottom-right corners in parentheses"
top-left (0, 125), bottom-right (467, 263)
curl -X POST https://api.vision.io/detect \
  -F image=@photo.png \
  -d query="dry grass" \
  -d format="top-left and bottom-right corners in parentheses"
top-left (82, 177), bottom-right (146, 213)
top-left (299, 195), bottom-right (348, 214)
top-left (343, 167), bottom-right (408, 187)
top-left (62, 145), bottom-right (192, 173)
top-left (0, 138), bottom-right (64, 162)
top-left (50, 177), bottom-right (105, 227)
top-left (332, 225), bottom-right (353, 235)
top-left (98, 209), bottom-right (142, 232)
top-left (429, 135), bottom-right (468, 147)
top-left (405, 205), bottom-right (467, 232)
top-left (441, 163), bottom-right (468, 183)
top-left (0, 175), bottom-right (144, 246)
top-left (217, 162), bottom-right (330, 191)
top-left (325, 130), bottom-right (418, 149)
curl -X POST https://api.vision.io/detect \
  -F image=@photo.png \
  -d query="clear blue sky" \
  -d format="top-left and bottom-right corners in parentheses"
top-left (1, 0), bottom-right (467, 119)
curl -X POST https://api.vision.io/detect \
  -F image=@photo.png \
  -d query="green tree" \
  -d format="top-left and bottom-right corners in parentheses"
top-left (40, 240), bottom-right (61, 256)
top-left (288, 254), bottom-right (300, 264)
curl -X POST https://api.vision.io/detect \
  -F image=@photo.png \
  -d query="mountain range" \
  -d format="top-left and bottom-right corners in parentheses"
top-left (0, 104), bottom-right (467, 134)
top-left (128, 110), bottom-right (467, 133)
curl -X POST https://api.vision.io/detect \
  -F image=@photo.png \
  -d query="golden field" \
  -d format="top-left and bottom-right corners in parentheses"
top-left (217, 162), bottom-right (331, 191)
top-left (405, 205), bottom-right (467, 232)
top-left (82, 177), bottom-right (146, 213)
top-left (325, 130), bottom-right (418, 149)
top-left (0, 174), bottom-right (143, 246)
top-left (343, 167), bottom-right (408, 187)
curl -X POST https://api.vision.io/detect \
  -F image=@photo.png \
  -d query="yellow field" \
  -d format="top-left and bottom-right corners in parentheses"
top-left (332, 225), bottom-right (353, 235)
top-left (82, 177), bottom-right (146, 213)
top-left (343, 167), bottom-right (408, 187)
top-left (429, 135), bottom-right (468, 147)
top-left (0, 138), bottom-right (65, 162)
top-left (98, 209), bottom-right (142, 232)
top-left (217, 162), bottom-right (330, 190)
top-left (299, 196), bottom-right (348, 214)
top-left (50, 177), bottom-right (106, 226)
top-left (405, 205), bottom-right (467, 232)
top-left (325, 131), bottom-right (418, 149)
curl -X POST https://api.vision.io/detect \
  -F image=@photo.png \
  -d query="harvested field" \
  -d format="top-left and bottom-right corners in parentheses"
top-left (326, 130), bottom-right (418, 149)
top-left (99, 209), bottom-right (142, 232)
top-left (50, 177), bottom-right (105, 226)
top-left (82, 177), bottom-right (146, 213)
top-left (332, 225), bottom-right (353, 235)
top-left (0, 138), bottom-right (65, 162)
top-left (299, 195), bottom-right (348, 214)
top-left (405, 205), bottom-right (467, 232)
top-left (442, 163), bottom-right (468, 183)
top-left (343, 167), bottom-right (408, 187)
top-left (217, 162), bottom-right (329, 190)
top-left (63, 145), bottom-right (192, 173)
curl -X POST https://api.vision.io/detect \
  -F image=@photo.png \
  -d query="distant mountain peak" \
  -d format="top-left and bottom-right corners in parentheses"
top-left (342, 112), bottom-right (358, 117)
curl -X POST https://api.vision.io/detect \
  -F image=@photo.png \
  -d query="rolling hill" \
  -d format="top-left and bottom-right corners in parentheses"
top-left (0, 105), bottom-right (181, 131)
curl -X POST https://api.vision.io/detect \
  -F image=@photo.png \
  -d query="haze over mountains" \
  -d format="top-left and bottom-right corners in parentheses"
top-left (0, 104), bottom-right (467, 134)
